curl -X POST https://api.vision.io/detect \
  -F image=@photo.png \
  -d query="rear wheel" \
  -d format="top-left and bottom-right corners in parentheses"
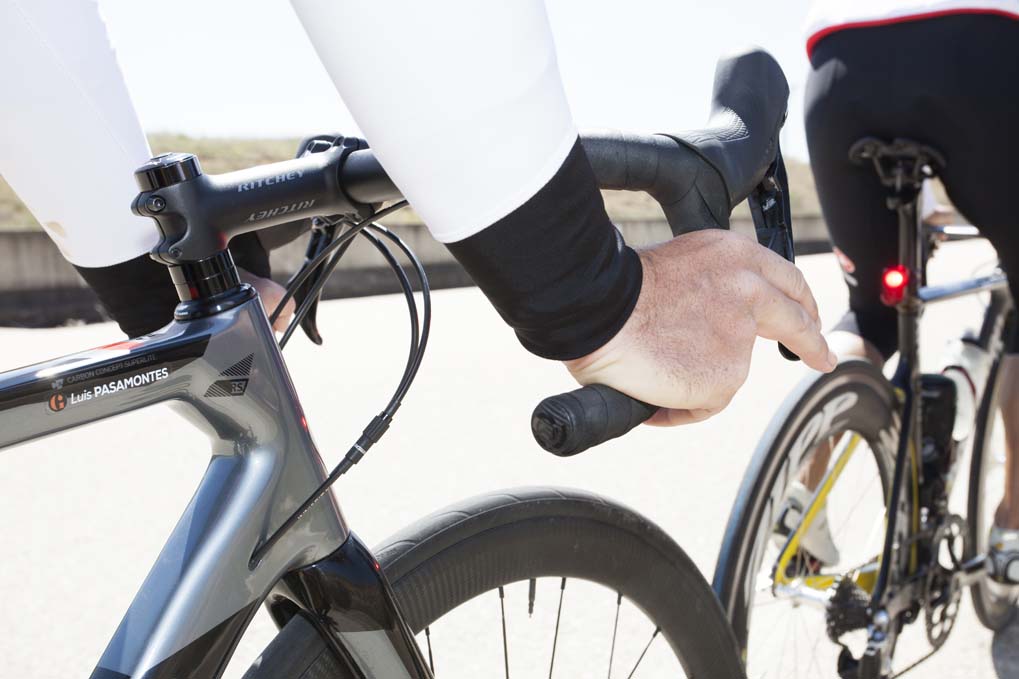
top-left (713, 361), bottom-right (899, 677)
top-left (244, 487), bottom-right (745, 678)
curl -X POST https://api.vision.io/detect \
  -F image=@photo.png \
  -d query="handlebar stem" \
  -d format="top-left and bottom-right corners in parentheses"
top-left (132, 137), bottom-right (373, 266)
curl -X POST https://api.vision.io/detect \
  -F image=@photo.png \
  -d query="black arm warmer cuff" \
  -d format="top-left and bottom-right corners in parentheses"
top-left (75, 254), bottom-right (179, 338)
top-left (74, 232), bottom-right (271, 338)
top-left (446, 139), bottom-right (642, 361)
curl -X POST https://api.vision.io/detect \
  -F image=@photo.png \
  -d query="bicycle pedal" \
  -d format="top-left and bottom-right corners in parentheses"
top-left (784, 552), bottom-right (823, 579)
top-left (837, 647), bottom-right (860, 679)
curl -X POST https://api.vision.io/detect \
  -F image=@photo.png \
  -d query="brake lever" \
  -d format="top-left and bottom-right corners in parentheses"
top-left (748, 146), bottom-right (799, 361)
top-left (284, 134), bottom-right (372, 346)
top-left (288, 219), bottom-right (339, 345)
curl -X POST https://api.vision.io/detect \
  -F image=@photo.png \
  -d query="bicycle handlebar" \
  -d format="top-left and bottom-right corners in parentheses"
top-left (531, 385), bottom-right (658, 457)
top-left (338, 126), bottom-right (796, 457)
top-left (132, 48), bottom-right (794, 459)
top-left (533, 47), bottom-right (795, 456)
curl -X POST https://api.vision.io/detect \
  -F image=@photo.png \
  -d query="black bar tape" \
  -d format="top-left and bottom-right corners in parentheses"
top-left (531, 384), bottom-right (657, 456)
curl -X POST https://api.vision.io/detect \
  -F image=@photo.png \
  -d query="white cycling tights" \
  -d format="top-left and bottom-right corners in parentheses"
top-left (0, 0), bottom-right (154, 267)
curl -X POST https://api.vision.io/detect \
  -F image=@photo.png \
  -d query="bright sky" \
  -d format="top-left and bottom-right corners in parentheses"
top-left (99, 0), bottom-right (814, 159)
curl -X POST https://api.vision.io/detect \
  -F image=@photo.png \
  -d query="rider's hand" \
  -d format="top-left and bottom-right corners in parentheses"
top-left (564, 230), bottom-right (837, 426)
top-left (238, 268), bottom-right (295, 333)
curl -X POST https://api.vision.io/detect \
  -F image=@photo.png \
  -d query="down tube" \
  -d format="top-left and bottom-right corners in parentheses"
top-left (79, 299), bottom-right (346, 679)
top-left (84, 298), bottom-right (430, 679)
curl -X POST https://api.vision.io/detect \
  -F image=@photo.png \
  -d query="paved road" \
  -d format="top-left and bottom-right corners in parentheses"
top-left (1, 243), bottom-right (1016, 678)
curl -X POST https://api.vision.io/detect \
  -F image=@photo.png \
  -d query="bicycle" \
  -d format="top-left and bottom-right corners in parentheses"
top-left (1, 48), bottom-right (797, 679)
top-left (710, 137), bottom-right (1016, 678)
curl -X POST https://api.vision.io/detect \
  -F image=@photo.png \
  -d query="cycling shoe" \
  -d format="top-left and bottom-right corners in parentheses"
top-left (987, 523), bottom-right (1019, 585)
top-left (772, 481), bottom-right (841, 567)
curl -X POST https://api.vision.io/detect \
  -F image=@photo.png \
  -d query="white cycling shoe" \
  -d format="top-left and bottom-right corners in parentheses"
top-left (987, 523), bottom-right (1019, 586)
top-left (772, 481), bottom-right (841, 567)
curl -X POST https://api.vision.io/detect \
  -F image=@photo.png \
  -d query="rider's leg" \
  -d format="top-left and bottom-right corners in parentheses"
top-left (778, 27), bottom-right (910, 566)
top-left (798, 39), bottom-right (900, 518)
top-left (1, 0), bottom-right (284, 337)
top-left (994, 355), bottom-right (1019, 530)
top-left (0, 0), bottom-right (155, 267)
top-left (920, 20), bottom-right (1019, 543)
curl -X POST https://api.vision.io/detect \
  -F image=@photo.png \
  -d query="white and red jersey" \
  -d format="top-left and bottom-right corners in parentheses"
top-left (806, 0), bottom-right (1019, 55)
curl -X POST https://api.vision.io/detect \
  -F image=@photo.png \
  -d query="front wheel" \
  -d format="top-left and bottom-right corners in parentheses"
top-left (244, 487), bottom-right (745, 678)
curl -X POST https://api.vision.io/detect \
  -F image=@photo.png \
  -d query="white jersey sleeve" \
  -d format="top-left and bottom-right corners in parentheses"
top-left (288, 0), bottom-right (578, 243)
top-left (0, 0), bottom-right (156, 268)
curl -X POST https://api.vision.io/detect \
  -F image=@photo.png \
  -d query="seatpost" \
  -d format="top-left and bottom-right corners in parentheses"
top-left (888, 163), bottom-right (925, 397)
top-left (889, 165), bottom-right (927, 531)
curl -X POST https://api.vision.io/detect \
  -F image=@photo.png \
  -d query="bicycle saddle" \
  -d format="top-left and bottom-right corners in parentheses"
top-left (849, 137), bottom-right (947, 189)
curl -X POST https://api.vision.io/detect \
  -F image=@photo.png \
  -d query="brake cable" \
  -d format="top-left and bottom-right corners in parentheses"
top-left (252, 202), bottom-right (431, 566)
top-left (267, 200), bottom-right (409, 328)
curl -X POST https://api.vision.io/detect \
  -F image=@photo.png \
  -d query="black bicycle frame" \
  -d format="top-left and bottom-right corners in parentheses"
top-left (860, 155), bottom-right (1012, 673)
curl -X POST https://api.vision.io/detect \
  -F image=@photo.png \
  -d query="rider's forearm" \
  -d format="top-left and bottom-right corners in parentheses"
top-left (446, 140), bottom-right (642, 360)
top-left (289, 0), bottom-right (641, 360)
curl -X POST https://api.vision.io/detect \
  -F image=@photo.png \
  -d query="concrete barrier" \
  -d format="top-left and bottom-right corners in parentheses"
top-left (0, 216), bottom-right (830, 327)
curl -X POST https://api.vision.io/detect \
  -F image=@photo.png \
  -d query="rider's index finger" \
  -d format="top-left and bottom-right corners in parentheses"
top-left (751, 245), bottom-right (821, 324)
top-left (753, 280), bottom-right (836, 373)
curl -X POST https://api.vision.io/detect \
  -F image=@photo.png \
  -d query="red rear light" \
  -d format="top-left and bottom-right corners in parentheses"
top-left (880, 265), bottom-right (909, 306)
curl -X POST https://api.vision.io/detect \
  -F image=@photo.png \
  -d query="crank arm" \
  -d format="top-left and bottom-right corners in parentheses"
top-left (953, 554), bottom-right (989, 588)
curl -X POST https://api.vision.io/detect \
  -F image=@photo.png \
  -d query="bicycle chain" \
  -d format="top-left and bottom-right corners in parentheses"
top-left (889, 647), bottom-right (939, 678)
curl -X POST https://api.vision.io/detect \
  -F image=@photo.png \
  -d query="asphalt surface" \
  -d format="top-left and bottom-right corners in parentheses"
top-left (1, 243), bottom-right (1016, 678)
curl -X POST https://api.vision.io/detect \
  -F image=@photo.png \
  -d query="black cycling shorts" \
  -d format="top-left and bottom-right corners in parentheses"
top-left (805, 14), bottom-right (1019, 357)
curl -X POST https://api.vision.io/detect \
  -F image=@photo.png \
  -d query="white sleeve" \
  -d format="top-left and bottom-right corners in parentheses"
top-left (0, 0), bottom-right (156, 268)
top-left (288, 0), bottom-right (578, 243)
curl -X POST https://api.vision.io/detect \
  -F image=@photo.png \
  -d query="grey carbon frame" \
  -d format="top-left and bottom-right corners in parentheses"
top-left (0, 296), bottom-right (424, 678)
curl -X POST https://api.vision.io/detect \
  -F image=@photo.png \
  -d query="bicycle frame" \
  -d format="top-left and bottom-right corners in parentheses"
top-left (0, 292), bottom-right (431, 679)
top-left (768, 160), bottom-right (1013, 675)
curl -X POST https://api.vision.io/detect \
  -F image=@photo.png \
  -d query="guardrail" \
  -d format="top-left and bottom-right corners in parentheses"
top-left (0, 217), bottom-right (830, 327)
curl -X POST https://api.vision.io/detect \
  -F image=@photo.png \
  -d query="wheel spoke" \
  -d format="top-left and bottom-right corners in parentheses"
top-left (499, 586), bottom-right (510, 679)
top-left (424, 626), bottom-right (435, 674)
top-left (834, 472), bottom-right (879, 541)
top-left (625, 627), bottom-right (660, 679)
top-left (528, 578), bottom-right (537, 617)
top-left (793, 609), bottom-right (800, 677)
top-left (548, 577), bottom-right (566, 678)
top-left (607, 592), bottom-right (622, 679)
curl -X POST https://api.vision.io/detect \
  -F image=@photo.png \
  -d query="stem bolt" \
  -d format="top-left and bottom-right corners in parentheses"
top-left (146, 195), bottom-right (166, 213)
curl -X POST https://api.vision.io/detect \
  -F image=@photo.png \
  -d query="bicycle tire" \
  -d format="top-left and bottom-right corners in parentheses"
top-left (713, 360), bottom-right (898, 661)
top-left (966, 356), bottom-right (1017, 630)
top-left (243, 486), bottom-right (745, 678)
